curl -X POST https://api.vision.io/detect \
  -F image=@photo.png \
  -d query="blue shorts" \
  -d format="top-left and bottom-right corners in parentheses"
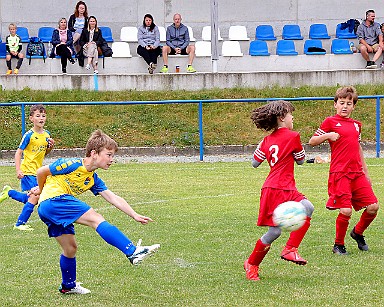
top-left (20, 175), bottom-right (38, 192)
top-left (38, 194), bottom-right (91, 237)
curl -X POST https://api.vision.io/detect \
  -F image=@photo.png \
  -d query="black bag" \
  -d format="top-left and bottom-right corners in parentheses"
top-left (100, 39), bottom-right (113, 57)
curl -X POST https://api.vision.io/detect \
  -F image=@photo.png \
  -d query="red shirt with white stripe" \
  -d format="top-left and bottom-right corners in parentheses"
top-left (313, 114), bottom-right (362, 173)
top-left (253, 127), bottom-right (305, 190)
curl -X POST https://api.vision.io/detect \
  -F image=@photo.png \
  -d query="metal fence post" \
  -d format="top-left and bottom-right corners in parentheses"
top-left (21, 103), bottom-right (26, 136)
top-left (376, 96), bottom-right (381, 158)
top-left (198, 101), bottom-right (204, 161)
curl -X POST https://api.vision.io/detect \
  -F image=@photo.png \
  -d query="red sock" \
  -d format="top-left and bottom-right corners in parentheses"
top-left (354, 210), bottom-right (377, 235)
top-left (335, 213), bottom-right (350, 245)
top-left (248, 239), bottom-right (270, 266)
top-left (286, 216), bottom-right (311, 248)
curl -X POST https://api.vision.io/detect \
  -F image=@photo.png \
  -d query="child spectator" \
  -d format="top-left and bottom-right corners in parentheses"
top-left (244, 100), bottom-right (314, 281)
top-left (0, 104), bottom-right (54, 230)
top-left (68, 1), bottom-right (88, 53)
top-left (309, 86), bottom-right (379, 255)
top-left (5, 23), bottom-right (24, 75)
top-left (50, 18), bottom-right (76, 74)
top-left (29, 129), bottom-right (160, 294)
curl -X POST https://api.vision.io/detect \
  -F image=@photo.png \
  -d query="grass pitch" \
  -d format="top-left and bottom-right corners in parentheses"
top-left (0, 160), bottom-right (383, 306)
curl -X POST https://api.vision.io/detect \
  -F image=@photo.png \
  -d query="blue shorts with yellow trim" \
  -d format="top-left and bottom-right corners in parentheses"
top-left (38, 194), bottom-right (91, 237)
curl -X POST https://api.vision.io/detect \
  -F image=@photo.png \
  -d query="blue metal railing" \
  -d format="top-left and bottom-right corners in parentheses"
top-left (1, 95), bottom-right (383, 160)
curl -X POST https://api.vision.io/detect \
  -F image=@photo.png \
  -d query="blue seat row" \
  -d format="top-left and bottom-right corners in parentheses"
top-left (249, 39), bottom-right (353, 56)
top-left (255, 23), bottom-right (357, 41)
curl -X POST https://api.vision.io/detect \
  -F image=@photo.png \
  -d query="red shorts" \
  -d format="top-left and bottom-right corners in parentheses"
top-left (326, 172), bottom-right (377, 211)
top-left (257, 187), bottom-right (305, 226)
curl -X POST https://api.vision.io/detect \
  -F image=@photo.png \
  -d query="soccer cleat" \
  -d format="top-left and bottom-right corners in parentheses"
top-left (160, 66), bottom-right (168, 73)
top-left (332, 244), bottom-right (348, 255)
top-left (0, 185), bottom-right (11, 203)
top-left (350, 227), bottom-right (369, 251)
top-left (244, 259), bottom-right (260, 281)
top-left (127, 241), bottom-right (160, 265)
top-left (59, 282), bottom-right (91, 294)
top-left (13, 68), bottom-right (19, 75)
top-left (280, 246), bottom-right (307, 265)
top-left (14, 224), bottom-right (34, 231)
top-left (186, 65), bottom-right (197, 73)
top-left (6, 69), bottom-right (12, 75)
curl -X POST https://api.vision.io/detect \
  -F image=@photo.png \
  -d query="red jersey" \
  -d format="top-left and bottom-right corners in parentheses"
top-left (253, 127), bottom-right (305, 190)
top-left (314, 114), bottom-right (362, 173)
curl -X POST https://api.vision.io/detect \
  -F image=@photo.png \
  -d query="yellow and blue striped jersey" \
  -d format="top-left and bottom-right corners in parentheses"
top-left (39, 158), bottom-right (107, 203)
top-left (19, 129), bottom-right (51, 176)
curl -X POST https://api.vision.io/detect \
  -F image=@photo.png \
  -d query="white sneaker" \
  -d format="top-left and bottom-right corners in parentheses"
top-left (85, 64), bottom-right (91, 70)
top-left (59, 282), bottom-right (91, 294)
top-left (94, 70), bottom-right (98, 74)
top-left (14, 224), bottom-right (34, 231)
top-left (127, 240), bottom-right (160, 265)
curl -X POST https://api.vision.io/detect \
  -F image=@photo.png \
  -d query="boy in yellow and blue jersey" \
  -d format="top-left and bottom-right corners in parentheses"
top-left (5, 23), bottom-right (24, 75)
top-left (0, 104), bottom-right (54, 230)
top-left (30, 130), bottom-right (160, 294)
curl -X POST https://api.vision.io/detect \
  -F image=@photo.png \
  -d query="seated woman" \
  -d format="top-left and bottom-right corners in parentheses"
top-left (68, 1), bottom-right (88, 53)
top-left (50, 18), bottom-right (75, 74)
top-left (137, 14), bottom-right (161, 74)
top-left (79, 15), bottom-right (103, 74)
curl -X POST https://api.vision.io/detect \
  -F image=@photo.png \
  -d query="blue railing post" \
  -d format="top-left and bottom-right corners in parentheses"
top-left (21, 103), bottom-right (26, 136)
top-left (376, 96), bottom-right (381, 158)
top-left (198, 101), bottom-right (204, 161)
top-left (93, 74), bottom-right (99, 91)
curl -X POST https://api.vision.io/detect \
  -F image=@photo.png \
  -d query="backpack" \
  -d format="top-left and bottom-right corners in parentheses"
top-left (26, 37), bottom-right (46, 64)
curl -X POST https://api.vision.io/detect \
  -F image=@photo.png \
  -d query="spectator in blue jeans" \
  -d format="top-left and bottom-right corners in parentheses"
top-left (160, 13), bottom-right (196, 73)
top-left (137, 14), bottom-right (161, 74)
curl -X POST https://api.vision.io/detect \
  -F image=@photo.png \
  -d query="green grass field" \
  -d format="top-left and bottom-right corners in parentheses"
top-left (0, 160), bottom-right (383, 306)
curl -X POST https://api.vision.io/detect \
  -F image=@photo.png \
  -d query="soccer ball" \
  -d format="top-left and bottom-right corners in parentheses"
top-left (272, 201), bottom-right (306, 231)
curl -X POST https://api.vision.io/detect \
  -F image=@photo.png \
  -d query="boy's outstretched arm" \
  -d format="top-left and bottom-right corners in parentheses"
top-left (251, 157), bottom-right (262, 168)
top-left (309, 132), bottom-right (340, 146)
top-left (14, 148), bottom-right (24, 179)
top-left (99, 189), bottom-right (154, 225)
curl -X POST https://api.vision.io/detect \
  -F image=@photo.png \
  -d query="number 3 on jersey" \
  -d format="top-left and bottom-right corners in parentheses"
top-left (269, 145), bottom-right (279, 166)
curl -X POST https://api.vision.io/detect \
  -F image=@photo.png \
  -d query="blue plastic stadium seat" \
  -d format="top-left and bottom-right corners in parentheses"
top-left (276, 40), bottom-right (298, 55)
top-left (282, 24), bottom-right (303, 40)
top-left (304, 39), bottom-right (326, 55)
top-left (249, 40), bottom-right (270, 56)
top-left (255, 25), bottom-right (276, 41)
top-left (38, 27), bottom-right (55, 43)
top-left (16, 26), bottom-right (30, 43)
top-left (309, 24), bottom-right (330, 39)
top-left (99, 26), bottom-right (114, 42)
top-left (335, 23), bottom-right (357, 39)
top-left (0, 42), bottom-right (6, 58)
top-left (331, 39), bottom-right (353, 54)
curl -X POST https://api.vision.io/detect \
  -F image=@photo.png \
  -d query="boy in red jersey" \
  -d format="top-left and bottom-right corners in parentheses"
top-left (309, 86), bottom-right (379, 255)
top-left (244, 100), bottom-right (314, 281)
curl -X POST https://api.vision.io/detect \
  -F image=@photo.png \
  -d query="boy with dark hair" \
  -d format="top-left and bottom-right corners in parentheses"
top-left (309, 86), bottom-right (379, 255)
top-left (244, 100), bottom-right (314, 281)
top-left (30, 129), bottom-right (160, 294)
top-left (0, 104), bottom-right (54, 230)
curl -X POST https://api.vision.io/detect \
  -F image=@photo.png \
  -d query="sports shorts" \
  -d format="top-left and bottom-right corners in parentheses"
top-left (169, 47), bottom-right (188, 55)
top-left (326, 172), bottom-right (377, 211)
top-left (38, 194), bottom-right (91, 237)
top-left (257, 187), bottom-right (306, 226)
top-left (20, 175), bottom-right (38, 192)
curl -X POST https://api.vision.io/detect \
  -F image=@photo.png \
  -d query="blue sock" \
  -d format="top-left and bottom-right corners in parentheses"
top-left (15, 202), bottom-right (35, 226)
top-left (96, 221), bottom-right (136, 256)
top-left (60, 254), bottom-right (76, 289)
top-left (8, 189), bottom-right (28, 204)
